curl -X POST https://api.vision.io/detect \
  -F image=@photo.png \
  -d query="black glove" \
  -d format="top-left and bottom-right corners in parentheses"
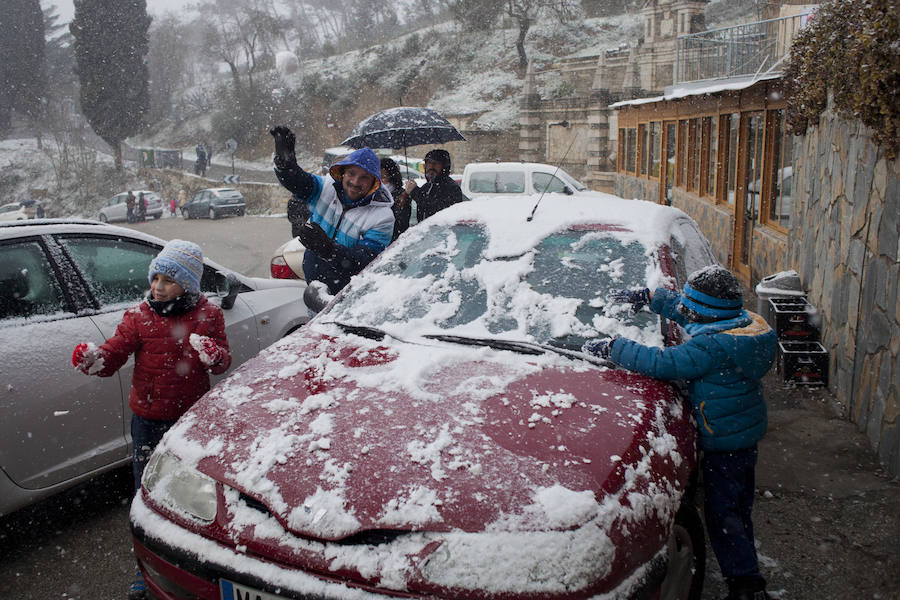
top-left (296, 221), bottom-right (335, 259)
top-left (270, 126), bottom-right (297, 170)
top-left (608, 287), bottom-right (652, 312)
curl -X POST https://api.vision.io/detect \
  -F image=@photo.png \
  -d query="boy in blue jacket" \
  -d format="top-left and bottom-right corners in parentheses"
top-left (583, 265), bottom-right (776, 600)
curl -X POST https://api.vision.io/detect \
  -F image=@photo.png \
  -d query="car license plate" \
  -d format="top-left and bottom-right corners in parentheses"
top-left (220, 578), bottom-right (288, 600)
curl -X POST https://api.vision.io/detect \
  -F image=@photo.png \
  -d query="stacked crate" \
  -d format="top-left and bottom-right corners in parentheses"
top-left (770, 297), bottom-right (829, 386)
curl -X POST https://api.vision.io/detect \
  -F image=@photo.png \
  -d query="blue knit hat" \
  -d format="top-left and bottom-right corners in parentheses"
top-left (148, 239), bottom-right (204, 295)
top-left (677, 265), bottom-right (743, 323)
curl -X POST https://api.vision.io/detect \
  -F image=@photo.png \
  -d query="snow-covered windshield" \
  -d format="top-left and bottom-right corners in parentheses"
top-left (321, 222), bottom-right (663, 351)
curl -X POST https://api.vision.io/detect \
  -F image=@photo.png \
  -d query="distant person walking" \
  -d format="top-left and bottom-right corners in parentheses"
top-left (137, 192), bottom-right (147, 222)
top-left (126, 191), bottom-right (136, 223)
top-left (195, 143), bottom-right (207, 177)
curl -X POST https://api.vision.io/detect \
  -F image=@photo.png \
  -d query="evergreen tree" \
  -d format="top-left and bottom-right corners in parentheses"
top-left (0, 0), bottom-right (46, 133)
top-left (70, 0), bottom-right (151, 172)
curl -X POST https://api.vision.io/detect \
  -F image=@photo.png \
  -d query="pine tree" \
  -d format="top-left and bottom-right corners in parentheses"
top-left (0, 0), bottom-right (46, 132)
top-left (70, 0), bottom-right (151, 172)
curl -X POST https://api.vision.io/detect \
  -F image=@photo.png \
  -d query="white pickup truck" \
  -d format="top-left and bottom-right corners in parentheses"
top-left (460, 162), bottom-right (606, 200)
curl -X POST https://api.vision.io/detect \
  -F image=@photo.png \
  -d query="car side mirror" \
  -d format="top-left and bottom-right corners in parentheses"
top-left (303, 280), bottom-right (332, 315)
top-left (215, 271), bottom-right (241, 310)
top-left (563, 186), bottom-right (574, 196)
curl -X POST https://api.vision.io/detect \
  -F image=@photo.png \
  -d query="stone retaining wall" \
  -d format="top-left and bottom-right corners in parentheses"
top-left (790, 102), bottom-right (900, 476)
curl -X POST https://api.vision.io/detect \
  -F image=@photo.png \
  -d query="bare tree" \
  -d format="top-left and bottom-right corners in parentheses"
top-left (505, 0), bottom-right (580, 70)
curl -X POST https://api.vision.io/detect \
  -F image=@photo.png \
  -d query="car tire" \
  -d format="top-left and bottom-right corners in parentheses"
top-left (238, 209), bottom-right (245, 217)
top-left (209, 207), bottom-right (217, 220)
top-left (153, 213), bottom-right (161, 219)
top-left (182, 209), bottom-right (190, 219)
top-left (98, 214), bottom-right (108, 223)
top-left (659, 503), bottom-right (705, 600)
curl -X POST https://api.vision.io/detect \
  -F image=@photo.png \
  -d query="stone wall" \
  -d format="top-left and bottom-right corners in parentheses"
top-left (789, 102), bottom-right (900, 476)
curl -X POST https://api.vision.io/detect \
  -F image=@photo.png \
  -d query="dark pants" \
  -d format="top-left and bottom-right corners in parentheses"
top-left (702, 445), bottom-right (765, 587)
top-left (131, 414), bottom-right (178, 493)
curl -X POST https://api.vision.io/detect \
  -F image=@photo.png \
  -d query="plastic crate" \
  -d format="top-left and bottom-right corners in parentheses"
top-left (770, 297), bottom-right (817, 341)
top-left (778, 341), bottom-right (828, 386)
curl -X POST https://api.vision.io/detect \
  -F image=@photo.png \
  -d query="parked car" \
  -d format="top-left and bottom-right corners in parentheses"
top-left (0, 202), bottom-right (29, 221)
top-left (461, 162), bottom-right (605, 201)
top-left (98, 190), bottom-right (164, 222)
top-left (182, 188), bottom-right (246, 220)
top-left (0, 219), bottom-right (308, 516)
top-left (131, 195), bottom-right (720, 600)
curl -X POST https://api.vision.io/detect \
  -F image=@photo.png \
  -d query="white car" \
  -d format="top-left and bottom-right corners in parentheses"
top-left (0, 202), bottom-right (28, 221)
top-left (98, 190), bottom-right (164, 222)
top-left (461, 162), bottom-right (605, 200)
top-left (0, 219), bottom-right (308, 516)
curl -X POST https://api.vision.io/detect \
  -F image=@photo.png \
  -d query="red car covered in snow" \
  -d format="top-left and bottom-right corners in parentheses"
top-left (130, 195), bottom-right (719, 600)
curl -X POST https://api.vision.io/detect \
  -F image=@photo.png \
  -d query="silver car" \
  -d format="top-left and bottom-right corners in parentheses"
top-left (0, 220), bottom-right (308, 516)
top-left (98, 190), bottom-right (164, 222)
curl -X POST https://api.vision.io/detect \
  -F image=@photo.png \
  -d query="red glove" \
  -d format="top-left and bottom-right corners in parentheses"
top-left (190, 334), bottom-right (225, 366)
top-left (72, 342), bottom-right (101, 374)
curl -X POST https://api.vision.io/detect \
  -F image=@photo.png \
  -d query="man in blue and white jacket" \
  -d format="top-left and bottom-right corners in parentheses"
top-left (271, 126), bottom-right (394, 295)
top-left (583, 265), bottom-right (777, 600)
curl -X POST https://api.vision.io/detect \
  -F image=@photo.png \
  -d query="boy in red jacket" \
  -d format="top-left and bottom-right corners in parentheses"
top-left (71, 239), bottom-right (231, 492)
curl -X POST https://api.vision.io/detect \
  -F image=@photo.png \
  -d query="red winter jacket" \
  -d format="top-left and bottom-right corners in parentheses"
top-left (94, 295), bottom-right (231, 421)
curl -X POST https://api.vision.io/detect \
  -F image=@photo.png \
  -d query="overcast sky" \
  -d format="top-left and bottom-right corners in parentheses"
top-left (43, 0), bottom-right (197, 24)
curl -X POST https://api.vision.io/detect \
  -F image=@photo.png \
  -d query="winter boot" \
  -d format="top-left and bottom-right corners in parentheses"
top-left (128, 570), bottom-right (148, 600)
top-left (719, 576), bottom-right (771, 600)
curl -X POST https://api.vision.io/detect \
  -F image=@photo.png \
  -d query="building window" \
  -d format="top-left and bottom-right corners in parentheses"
top-left (704, 116), bottom-right (718, 198)
top-left (649, 121), bottom-right (661, 178)
top-left (766, 109), bottom-right (792, 230)
top-left (639, 124), bottom-right (648, 175)
top-left (724, 113), bottom-right (739, 206)
top-left (677, 120), bottom-right (688, 187)
top-left (626, 128), bottom-right (637, 173)
top-left (618, 128), bottom-right (625, 171)
top-left (691, 118), bottom-right (701, 192)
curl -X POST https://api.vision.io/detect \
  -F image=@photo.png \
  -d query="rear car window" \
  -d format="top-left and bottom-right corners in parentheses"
top-left (469, 172), bottom-right (525, 194)
top-left (59, 236), bottom-right (160, 308)
top-left (0, 241), bottom-right (70, 321)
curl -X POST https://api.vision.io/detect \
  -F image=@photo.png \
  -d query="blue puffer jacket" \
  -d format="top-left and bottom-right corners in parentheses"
top-left (276, 149), bottom-right (394, 294)
top-left (608, 288), bottom-right (777, 452)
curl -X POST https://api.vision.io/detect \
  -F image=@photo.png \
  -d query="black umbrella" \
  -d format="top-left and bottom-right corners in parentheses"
top-left (341, 106), bottom-right (466, 150)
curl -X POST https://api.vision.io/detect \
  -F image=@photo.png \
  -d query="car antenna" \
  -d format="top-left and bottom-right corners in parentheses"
top-left (527, 121), bottom-right (576, 222)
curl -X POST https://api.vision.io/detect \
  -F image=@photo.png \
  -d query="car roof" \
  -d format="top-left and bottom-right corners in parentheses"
top-left (0, 219), bottom-right (165, 242)
top-left (464, 162), bottom-right (568, 173)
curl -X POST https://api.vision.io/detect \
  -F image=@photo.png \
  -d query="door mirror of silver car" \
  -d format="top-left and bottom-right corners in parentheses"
top-left (215, 271), bottom-right (241, 310)
top-left (303, 280), bottom-right (331, 314)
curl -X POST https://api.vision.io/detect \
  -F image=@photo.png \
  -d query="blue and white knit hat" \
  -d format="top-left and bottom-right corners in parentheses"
top-left (676, 265), bottom-right (743, 323)
top-left (148, 239), bottom-right (204, 295)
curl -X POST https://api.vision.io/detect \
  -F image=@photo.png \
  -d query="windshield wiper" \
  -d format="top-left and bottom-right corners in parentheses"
top-left (328, 322), bottom-right (388, 341)
top-left (424, 334), bottom-right (544, 355)
top-left (424, 334), bottom-right (614, 366)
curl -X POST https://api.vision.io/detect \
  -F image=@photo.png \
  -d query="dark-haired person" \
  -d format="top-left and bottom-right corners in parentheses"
top-left (380, 157), bottom-right (410, 241)
top-left (400, 148), bottom-right (462, 223)
top-left (582, 265), bottom-right (777, 600)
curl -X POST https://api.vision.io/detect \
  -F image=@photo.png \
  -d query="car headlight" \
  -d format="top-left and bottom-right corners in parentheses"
top-left (418, 525), bottom-right (615, 594)
top-left (143, 451), bottom-right (217, 523)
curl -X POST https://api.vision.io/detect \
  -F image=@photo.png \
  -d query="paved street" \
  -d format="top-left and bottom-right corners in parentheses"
top-left (0, 217), bottom-right (897, 599)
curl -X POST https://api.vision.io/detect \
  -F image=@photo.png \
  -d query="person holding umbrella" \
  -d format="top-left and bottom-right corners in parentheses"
top-left (400, 149), bottom-right (463, 223)
top-left (270, 125), bottom-right (394, 295)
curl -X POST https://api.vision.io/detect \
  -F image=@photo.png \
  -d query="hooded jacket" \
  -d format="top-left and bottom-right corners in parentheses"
top-left (93, 294), bottom-right (231, 421)
top-left (607, 288), bottom-right (776, 452)
top-left (276, 148), bottom-right (395, 294)
top-left (410, 149), bottom-right (464, 222)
